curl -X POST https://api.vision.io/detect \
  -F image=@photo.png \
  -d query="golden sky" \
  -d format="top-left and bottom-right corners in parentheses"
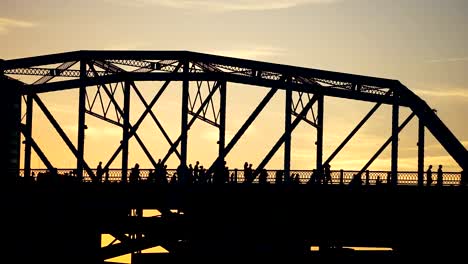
top-left (2, 0), bottom-right (468, 172)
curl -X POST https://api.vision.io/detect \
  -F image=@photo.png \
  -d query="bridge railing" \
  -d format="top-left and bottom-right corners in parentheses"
top-left (18, 169), bottom-right (463, 186)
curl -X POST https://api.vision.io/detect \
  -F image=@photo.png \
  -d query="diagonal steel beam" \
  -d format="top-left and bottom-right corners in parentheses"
top-left (85, 110), bottom-right (122, 127)
top-left (32, 94), bottom-right (96, 180)
top-left (324, 91), bottom-right (392, 166)
top-left (254, 94), bottom-right (318, 177)
top-left (134, 132), bottom-right (158, 169)
top-left (100, 236), bottom-right (164, 261)
top-left (161, 81), bottom-right (221, 164)
top-left (207, 87), bottom-right (279, 173)
top-left (19, 124), bottom-right (54, 172)
top-left (131, 83), bottom-right (181, 159)
top-left (358, 112), bottom-right (416, 176)
top-left (292, 111), bottom-right (317, 128)
top-left (88, 64), bottom-right (161, 169)
top-left (94, 62), bottom-right (182, 169)
top-left (22, 61), bottom-right (78, 177)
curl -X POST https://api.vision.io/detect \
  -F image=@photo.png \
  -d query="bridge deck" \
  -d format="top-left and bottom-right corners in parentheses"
top-left (5, 182), bottom-right (468, 262)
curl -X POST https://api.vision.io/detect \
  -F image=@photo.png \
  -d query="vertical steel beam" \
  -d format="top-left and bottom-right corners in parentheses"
top-left (122, 81), bottom-right (131, 183)
top-left (316, 94), bottom-right (324, 174)
top-left (181, 62), bottom-right (189, 168)
top-left (284, 86), bottom-right (292, 182)
top-left (77, 60), bottom-right (87, 181)
top-left (24, 95), bottom-right (33, 179)
top-left (218, 81), bottom-right (227, 165)
top-left (418, 118), bottom-right (425, 187)
top-left (391, 93), bottom-right (399, 185)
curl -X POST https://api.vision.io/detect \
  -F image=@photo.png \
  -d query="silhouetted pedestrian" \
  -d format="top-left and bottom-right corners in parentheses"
top-left (130, 163), bottom-right (140, 183)
top-left (293, 173), bottom-right (300, 184)
top-left (437, 165), bottom-right (443, 187)
top-left (426, 165), bottom-right (433, 186)
top-left (349, 174), bottom-right (362, 188)
top-left (307, 169), bottom-right (319, 185)
top-left (259, 169), bottom-right (268, 184)
top-left (375, 176), bottom-right (383, 186)
top-left (96, 161), bottom-right (104, 183)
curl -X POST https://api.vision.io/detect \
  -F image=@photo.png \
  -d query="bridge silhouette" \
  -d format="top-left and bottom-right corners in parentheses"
top-left (2, 51), bottom-right (468, 263)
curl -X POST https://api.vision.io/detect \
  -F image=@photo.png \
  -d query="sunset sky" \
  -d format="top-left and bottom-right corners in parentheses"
top-left (2, 0), bottom-right (468, 172)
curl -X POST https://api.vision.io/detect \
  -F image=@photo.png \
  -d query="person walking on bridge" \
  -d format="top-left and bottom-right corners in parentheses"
top-left (437, 165), bottom-right (443, 187)
top-left (426, 165), bottom-right (433, 187)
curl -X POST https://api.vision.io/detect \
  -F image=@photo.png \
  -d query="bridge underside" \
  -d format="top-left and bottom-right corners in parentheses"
top-left (5, 184), bottom-right (468, 263)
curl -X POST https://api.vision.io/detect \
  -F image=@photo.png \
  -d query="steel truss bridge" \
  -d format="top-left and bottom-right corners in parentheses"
top-left (2, 51), bottom-right (468, 263)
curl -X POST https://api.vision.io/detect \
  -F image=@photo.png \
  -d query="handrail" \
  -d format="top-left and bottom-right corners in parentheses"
top-left (18, 168), bottom-right (463, 187)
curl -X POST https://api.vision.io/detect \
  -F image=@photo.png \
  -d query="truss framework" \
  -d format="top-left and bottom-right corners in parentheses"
top-left (1, 50), bottom-right (466, 186)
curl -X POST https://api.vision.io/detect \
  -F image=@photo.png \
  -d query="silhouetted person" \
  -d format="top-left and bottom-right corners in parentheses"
top-left (259, 169), bottom-right (268, 184)
top-left (437, 165), bottom-right (443, 187)
top-left (293, 173), bottom-right (300, 184)
top-left (130, 163), bottom-right (140, 183)
top-left (170, 173), bottom-right (177, 184)
top-left (375, 176), bottom-right (383, 186)
top-left (243, 162), bottom-right (249, 183)
top-left (96, 161), bottom-right (104, 183)
top-left (426, 165), bottom-right (433, 186)
top-left (188, 163), bottom-right (194, 182)
top-left (223, 161), bottom-right (229, 183)
top-left (244, 163), bottom-right (254, 183)
top-left (308, 169), bottom-right (319, 185)
top-left (248, 164), bottom-right (254, 183)
top-left (104, 169), bottom-right (110, 183)
top-left (349, 174), bottom-right (362, 188)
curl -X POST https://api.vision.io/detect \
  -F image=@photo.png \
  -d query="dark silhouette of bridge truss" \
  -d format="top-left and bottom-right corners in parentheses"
top-left (2, 51), bottom-right (468, 263)
top-left (2, 50), bottom-right (466, 182)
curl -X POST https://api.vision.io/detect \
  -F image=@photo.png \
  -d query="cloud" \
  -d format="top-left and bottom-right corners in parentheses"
top-left (413, 88), bottom-right (468, 99)
top-left (0, 17), bottom-right (35, 34)
top-left (207, 46), bottom-right (285, 60)
top-left (426, 57), bottom-right (468, 63)
top-left (106, 0), bottom-right (338, 11)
